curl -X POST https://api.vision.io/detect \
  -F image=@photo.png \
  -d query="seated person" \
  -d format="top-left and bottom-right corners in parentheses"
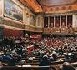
top-left (39, 55), bottom-right (50, 70)
top-left (60, 62), bottom-right (75, 70)
top-left (39, 55), bottom-right (50, 66)
top-left (52, 51), bottom-right (57, 61)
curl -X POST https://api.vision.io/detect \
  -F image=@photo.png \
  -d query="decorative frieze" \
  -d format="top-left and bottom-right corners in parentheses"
top-left (0, 17), bottom-right (25, 29)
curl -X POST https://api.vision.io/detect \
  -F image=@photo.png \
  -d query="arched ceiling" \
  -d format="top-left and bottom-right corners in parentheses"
top-left (19, 0), bottom-right (77, 14)
top-left (37, 0), bottom-right (77, 6)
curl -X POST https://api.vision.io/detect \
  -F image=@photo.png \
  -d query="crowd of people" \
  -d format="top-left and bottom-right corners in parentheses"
top-left (0, 35), bottom-right (77, 70)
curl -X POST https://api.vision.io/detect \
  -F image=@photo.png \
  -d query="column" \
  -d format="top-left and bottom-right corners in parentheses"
top-left (66, 15), bottom-right (67, 28)
top-left (48, 16), bottom-right (50, 28)
top-left (54, 16), bottom-right (55, 28)
top-left (60, 15), bottom-right (61, 28)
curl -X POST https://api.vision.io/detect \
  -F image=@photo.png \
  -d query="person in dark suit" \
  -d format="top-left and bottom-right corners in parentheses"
top-left (39, 55), bottom-right (50, 70)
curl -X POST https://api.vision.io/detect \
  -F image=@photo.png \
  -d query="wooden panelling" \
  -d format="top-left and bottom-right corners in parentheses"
top-left (35, 27), bottom-right (43, 32)
top-left (44, 27), bottom-right (74, 34)
top-left (25, 25), bottom-right (43, 32)
top-left (60, 27), bottom-right (68, 34)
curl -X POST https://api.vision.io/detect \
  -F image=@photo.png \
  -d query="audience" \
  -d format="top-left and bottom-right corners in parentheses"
top-left (0, 36), bottom-right (77, 70)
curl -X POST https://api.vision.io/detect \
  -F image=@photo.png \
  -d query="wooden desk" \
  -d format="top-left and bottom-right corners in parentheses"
top-left (0, 65), bottom-right (52, 70)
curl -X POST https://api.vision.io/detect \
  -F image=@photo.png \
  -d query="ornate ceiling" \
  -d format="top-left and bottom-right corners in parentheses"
top-left (19, 0), bottom-right (77, 14)
top-left (37, 0), bottom-right (77, 6)
top-left (19, 0), bottom-right (43, 12)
